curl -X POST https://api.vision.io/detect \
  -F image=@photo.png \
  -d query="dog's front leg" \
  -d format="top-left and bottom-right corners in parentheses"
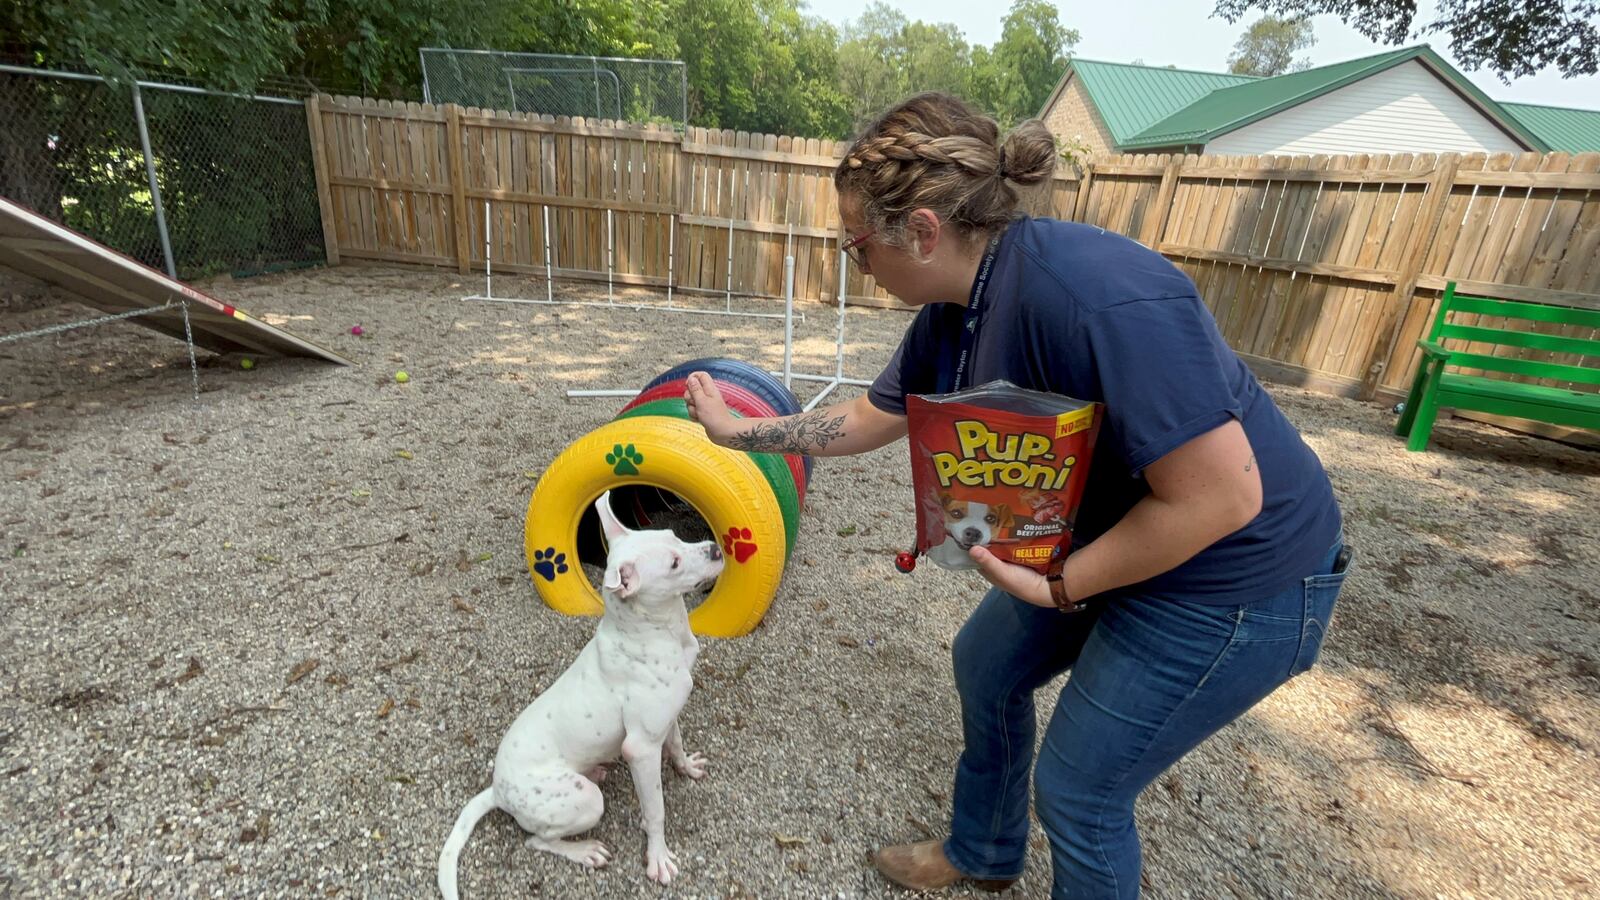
top-left (622, 735), bottom-right (677, 884)
top-left (664, 720), bottom-right (708, 779)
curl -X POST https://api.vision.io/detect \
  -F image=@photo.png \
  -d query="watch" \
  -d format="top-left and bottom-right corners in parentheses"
top-left (1045, 557), bottom-right (1090, 613)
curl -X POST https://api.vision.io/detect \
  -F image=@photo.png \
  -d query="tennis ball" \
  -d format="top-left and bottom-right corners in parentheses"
top-left (241, 358), bottom-right (255, 370)
top-left (395, 370), bottom-right (410, 383)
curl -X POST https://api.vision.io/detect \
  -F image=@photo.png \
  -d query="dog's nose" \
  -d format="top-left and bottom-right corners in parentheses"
top-left (708, 544), bottom-right (723, 561)
top-left (961, 527), bottom-right (983, 543)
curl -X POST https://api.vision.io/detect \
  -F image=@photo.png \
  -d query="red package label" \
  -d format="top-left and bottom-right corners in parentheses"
top-left (906, 381), bottom-right (1102, 573)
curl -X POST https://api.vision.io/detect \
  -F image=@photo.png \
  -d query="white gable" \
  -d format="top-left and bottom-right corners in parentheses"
top-left (1206, 60), bottom-right (1527, 155)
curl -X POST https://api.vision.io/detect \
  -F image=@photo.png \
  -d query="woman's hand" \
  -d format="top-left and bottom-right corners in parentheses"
top-left (968, 545), bottom-right (1052, 608)
top-left (684, 371), bottom-right (739, 447)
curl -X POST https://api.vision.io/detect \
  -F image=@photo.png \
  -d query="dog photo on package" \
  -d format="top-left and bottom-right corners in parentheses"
top-left (906, 380), bottom-right (1102, 572)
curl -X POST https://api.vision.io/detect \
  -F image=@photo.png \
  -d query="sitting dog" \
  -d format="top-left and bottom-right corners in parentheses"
top-left (926, 493), bottom-right (1012, 569)
top-left (437, 491), bottom-right (724, 897)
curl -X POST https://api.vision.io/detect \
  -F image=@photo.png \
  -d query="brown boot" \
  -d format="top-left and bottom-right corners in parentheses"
top-left (872, 839), bottom-right (1017, 893)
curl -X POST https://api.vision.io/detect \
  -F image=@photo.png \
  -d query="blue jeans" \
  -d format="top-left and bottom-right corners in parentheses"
top-left (943, 541), bottom-right (1349, 899)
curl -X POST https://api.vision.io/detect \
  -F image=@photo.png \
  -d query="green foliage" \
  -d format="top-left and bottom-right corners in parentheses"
top-left (1227, 14), bottom-right (1316, 76)
top-left (1213, 0), bottom-right (1598, 79)
top-left (833, 0), bottom-right (1076, 133)
top-left (985, 0), bottom-right (1079, 125)
top-left (1054, 133), bottom-right (1094, 174)
top-left (3, 0), bottom-right (1088, 138)
top-left (1, 0), bottom-right (299, 92)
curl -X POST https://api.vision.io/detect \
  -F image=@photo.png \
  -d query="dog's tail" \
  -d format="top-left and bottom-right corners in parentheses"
top-left (438, 788), bottom-right (496, 900)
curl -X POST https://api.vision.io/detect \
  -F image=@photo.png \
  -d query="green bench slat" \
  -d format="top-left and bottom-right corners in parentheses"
top-left (1437, 376), bottom-right (1600, 430)
top-left (1436, 323), bottom-right (1600, 357)
top-left (1447, 295), bottom-right (1600, 329)
top-left (1438, 373), bottom-right (1600, 408)
top-left (1440, 351), bottom-right (1600, 386)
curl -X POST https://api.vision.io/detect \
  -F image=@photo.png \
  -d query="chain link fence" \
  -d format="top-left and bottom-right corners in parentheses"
top-left (0, 65), bottom-right (326, 280)
top-left (420, 49), bottom-right (686, 129)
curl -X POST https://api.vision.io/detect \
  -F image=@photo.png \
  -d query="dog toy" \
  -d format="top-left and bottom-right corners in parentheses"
top-left (395, 370), bottom-right (410, 383)
top-left (351, 324), bottom-right (364, 336)
top-left (240, 357), bottom-right (255, 370)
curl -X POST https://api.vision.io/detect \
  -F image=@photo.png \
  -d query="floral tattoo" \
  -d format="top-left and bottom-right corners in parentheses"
top-left (729, 411), bottom-right (847, 453)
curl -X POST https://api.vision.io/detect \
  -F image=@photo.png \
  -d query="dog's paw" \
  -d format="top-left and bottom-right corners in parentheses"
top-left (645, 841), bottom-right (679, 884)
top-left (574, 840), bottom-right (612, 868)
top-left (606, 443), bottom-right (644, 476)
top-left (672, 751), bottom-right (709, 780)
top-left (526, 836), bottom-right (611, 869)
top-left (532, 547), bottom-right (570, 582)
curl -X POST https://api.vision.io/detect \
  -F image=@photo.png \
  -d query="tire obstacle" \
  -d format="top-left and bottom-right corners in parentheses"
top-left (524, 358), bottom-right (809, 638)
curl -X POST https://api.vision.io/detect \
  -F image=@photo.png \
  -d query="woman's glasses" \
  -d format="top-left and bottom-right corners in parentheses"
top-left (842, 229), bottom-right (875, 270)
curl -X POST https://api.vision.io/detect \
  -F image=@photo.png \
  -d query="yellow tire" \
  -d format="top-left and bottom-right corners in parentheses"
top-left (525, 416), bottom-right (786, 638)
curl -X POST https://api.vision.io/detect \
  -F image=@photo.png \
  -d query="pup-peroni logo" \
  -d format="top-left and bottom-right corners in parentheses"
top-left (931, 420), bottom-right (1077, 491)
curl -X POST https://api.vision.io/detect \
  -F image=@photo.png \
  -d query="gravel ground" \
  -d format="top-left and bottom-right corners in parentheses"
top-left (1, 263), bottom-right (1597, 900)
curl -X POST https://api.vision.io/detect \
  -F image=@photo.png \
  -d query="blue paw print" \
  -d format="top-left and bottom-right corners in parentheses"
top-left (532, 547), bottom-right (569, 582)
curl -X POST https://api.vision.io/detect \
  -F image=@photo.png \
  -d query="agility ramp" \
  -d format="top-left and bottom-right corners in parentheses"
top-left (0, 197), bottom-right (350, 364)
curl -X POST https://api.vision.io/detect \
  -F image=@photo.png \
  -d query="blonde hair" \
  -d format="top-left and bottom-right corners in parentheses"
top-left (835, 93), bottom-right (1056, 250)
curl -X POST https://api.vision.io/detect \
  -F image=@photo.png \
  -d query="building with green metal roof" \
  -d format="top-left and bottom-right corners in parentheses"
top-left (1039, 45), bottom-right (1597, 157)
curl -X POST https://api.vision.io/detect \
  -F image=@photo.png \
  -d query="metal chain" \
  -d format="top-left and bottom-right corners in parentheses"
top-left (0, 302), bottom-right (176, 344)
top-left (1, 298), bottom-right (204, 403)
top-left (180, 300), bottom-right (200, 403)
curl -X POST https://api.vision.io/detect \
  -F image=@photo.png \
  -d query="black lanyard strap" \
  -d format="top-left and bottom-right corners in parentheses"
top-left (942, 233), bottom-right (1002, 394)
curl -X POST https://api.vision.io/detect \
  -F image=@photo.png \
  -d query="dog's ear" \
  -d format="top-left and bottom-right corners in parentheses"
top-left (595, 491), bottom-right (630, 543)
top-left (938, 492), bottom-right (955, 512)
top-left (603, 561), bottom-right (639, 599)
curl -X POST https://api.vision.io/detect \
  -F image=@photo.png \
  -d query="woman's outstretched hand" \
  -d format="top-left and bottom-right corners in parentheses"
top-left (684, 371), bottom-right (738, 447)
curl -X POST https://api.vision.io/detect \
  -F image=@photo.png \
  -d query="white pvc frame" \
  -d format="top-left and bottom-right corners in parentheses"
top-left (460, 199), bottom-right (873, 411)
top-left (463, 199), bottom-right (793, 321)
top-left (564, 245), bottom-right (871, 412)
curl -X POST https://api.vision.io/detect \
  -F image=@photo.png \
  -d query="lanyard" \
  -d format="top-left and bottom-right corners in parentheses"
top-left (941, 233), bottom-right (1002, 394)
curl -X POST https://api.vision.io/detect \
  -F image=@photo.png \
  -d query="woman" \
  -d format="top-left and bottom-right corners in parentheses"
top-left (684, 93), bottom-right (1349, 899)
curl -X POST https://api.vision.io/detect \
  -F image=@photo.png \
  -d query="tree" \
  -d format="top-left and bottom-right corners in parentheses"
top-left (984, 0), bottom-right (1079, 125)
top-left (662, 0), bottom-right (850, 137)
top-left (836, 4), bottom-right (975, 130)
top-left (0, 0), bottom-right (669, 96)
top-left (1227, 14), bottom-right (1316, 76)
top-left (836, 4), bottom-right (913, 128)
top-left (1213, 0), bottom-right (1599, 79)
top-left (0, 0), bottom-right (301, 92)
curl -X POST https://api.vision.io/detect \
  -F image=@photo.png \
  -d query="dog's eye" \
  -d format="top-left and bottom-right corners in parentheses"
top-left (671, 556), bottom-right (680, 570)
top-left (949, 509), bottom-right (964, 520)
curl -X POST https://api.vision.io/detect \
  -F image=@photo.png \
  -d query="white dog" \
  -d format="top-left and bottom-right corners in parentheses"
top-left (437, 492), bottom-right (724, 897)
top-left (925, 493), bottom-right (1012, 569)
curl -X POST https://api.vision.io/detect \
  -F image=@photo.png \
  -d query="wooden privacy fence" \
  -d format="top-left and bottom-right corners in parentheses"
top-left (1064, 150), bottom-right (1600, 403)
top-left (306, 95), bottom-right (869, 308)
top-left (307, 94), bottom-right (1599, 413)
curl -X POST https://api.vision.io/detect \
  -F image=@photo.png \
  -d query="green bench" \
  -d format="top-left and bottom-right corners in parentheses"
top-left (1394, 281), bottom-right (1600, 452)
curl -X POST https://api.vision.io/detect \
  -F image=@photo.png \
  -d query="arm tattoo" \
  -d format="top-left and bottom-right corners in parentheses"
top-left (728, 411), bottom-right (847, 454)
top-left (1244, 455), bottom-right (1256, 473)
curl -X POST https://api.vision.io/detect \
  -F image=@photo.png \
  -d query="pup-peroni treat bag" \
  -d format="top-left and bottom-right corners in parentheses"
top-left (899, 380), bottom-right (1102, 573)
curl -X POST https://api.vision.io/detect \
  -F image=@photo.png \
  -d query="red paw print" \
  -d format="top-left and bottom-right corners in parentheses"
top-left (721, 526), bottom-right (758, 564)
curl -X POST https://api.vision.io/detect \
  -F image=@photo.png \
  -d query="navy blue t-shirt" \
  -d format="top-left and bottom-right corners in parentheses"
top-left (870, 217), bottom-right (1342, 605)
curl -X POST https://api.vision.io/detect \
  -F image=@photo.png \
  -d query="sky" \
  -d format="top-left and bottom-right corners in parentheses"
top-left (801, 0), bottom-right (1600, 110)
